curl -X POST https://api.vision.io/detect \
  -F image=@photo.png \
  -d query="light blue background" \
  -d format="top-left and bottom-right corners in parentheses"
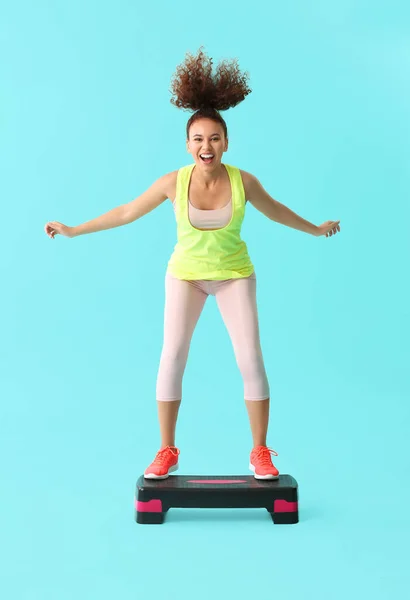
top-left (1, 1), bottom-right (409, 598)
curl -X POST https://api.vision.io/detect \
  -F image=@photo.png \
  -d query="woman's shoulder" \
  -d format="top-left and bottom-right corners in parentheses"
top-left (156, 170), bottom-right (178, 201)
top-left (162, 164), bottom-right (196, 202)
top-left (238, 168), bottom-right (258, 200)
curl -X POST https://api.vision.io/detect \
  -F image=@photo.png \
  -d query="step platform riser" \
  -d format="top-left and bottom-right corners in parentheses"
top-left (134, 474), bottom-right (299, 525)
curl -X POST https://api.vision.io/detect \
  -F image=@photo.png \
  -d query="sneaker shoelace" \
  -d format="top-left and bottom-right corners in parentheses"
top-left (153, 446), bottom-right (179, 465)
top-left (253, 446), bottom-right (278, 466)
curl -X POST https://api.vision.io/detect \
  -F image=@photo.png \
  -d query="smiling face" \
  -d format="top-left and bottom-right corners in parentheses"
top-left (187, 118), bottom-right (228, 170)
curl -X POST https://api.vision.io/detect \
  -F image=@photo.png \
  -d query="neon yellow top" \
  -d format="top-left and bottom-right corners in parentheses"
top-left (167, 163), bottom-right (255, 280)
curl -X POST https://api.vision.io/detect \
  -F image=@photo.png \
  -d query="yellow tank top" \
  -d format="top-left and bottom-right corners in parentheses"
top-left (167, 163), bottom-right (255, 280)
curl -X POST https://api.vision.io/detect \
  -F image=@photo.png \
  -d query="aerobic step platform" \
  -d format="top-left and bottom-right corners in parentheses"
top-left (135, 474), bottom-right (298, 524)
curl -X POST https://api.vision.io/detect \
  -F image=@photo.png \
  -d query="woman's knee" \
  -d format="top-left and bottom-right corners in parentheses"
top-left (160, 343), bottom-right (189, 365)
top-left (235, 348), bottom-right (269, 395)
top-left (236, 345), bottom-right (263, 370)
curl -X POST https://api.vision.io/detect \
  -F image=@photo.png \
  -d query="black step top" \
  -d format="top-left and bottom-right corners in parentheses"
top-left (136, 474), bottom-right (298, 492)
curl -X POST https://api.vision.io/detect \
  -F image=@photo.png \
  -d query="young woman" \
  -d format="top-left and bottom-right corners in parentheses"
top-left (44, 48), bottom-right (340, 481)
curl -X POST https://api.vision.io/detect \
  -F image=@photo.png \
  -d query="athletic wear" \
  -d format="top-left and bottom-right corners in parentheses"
top-left (144, 445), bottom-right (180, 479)
top-left (249, 446), bottom-right (279, 479)
top-left (148, 163), bottom-right (278, 474)
top-left (156, 271), bottom-right (270, 401)
top-left (172, 197), bottom-right (233, 230)
top-left (167, 163), bottom-right (254, 280)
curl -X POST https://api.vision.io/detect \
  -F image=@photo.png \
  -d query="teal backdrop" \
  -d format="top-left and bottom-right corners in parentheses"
top-left (1, 1), bottom-right (409, 598)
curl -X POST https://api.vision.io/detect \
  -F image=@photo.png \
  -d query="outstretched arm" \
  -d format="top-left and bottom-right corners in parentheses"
top-left (243, 171), bottom-right (340, 237)
top-left (44, 171), bottom-right (176, 239)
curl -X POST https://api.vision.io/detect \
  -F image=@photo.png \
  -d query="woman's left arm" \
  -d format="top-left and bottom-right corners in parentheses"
top-left (242, 171), bottom-right (340, 238)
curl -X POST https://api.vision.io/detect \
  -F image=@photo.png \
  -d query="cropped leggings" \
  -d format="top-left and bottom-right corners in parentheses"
top-left (156, 270), bottom-right (270, 401)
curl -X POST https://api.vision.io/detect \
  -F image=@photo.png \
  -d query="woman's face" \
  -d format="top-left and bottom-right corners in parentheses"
top-left (187, 118), bottom-right (228, 170)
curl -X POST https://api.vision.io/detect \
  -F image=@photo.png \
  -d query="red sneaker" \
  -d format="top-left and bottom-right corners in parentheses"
top-left (144, 446), bottom-right (180, 479)
top-left (249, 446), bottom-right (279, 480)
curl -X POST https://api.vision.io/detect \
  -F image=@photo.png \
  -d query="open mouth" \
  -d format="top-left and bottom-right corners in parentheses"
top-left (200, 154), bottom-right (215, 164)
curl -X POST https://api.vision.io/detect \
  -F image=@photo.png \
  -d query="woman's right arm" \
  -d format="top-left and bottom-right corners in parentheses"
top-left (44, 171), bottom-right (176, 239)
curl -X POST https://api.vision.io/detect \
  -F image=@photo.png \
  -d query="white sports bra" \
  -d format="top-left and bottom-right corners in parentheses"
top-left (172, 198), bottom-right (233, 230)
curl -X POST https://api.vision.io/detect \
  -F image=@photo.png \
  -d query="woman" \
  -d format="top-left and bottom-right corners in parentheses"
top-left (44, 48), bottom-right (340, 481)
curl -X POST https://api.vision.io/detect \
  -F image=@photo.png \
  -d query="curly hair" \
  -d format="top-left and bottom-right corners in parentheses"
top-left (170, 47), bottom-right (252, 139)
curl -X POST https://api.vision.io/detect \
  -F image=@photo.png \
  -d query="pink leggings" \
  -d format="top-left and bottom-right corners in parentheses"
top-left (156, 270), bottom-right (270, 401)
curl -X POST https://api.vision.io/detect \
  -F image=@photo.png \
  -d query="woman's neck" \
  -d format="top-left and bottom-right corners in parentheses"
top-left (192, 163), bottom-right (225, 189)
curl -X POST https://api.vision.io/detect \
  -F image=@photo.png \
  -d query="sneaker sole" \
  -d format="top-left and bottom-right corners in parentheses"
top-left (249, 462), bottom-right (279, 480)
top-left (144, 463), bottom-right (179, 480)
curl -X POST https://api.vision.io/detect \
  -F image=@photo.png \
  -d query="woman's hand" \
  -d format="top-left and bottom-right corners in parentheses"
top-left (315, 221), bottom-right (341, 238)
top-left (44, 221), bottom-right (76, 239)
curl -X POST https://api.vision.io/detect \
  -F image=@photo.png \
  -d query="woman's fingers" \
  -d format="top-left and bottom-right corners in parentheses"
top-left (45, 224), bottom-right (55, 238)
top-left (326, 223), bottom-right (341, 237)
top-left (45, 221), bottom-right (59, 237)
